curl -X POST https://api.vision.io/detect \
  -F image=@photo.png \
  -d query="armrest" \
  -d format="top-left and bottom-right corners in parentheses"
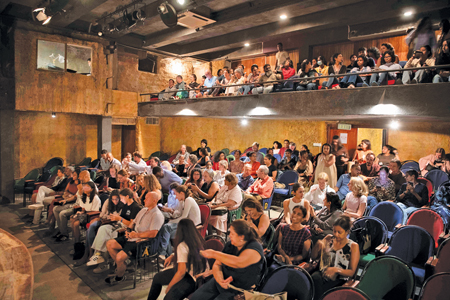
top-left (395, 224), bottom-right (403, 230)
top-left (86, 211), bottom-right (100, 217)
top-left (196, 224), bottom-right (203, 230)
top-left (425, 256), bottom-right (438, 279)
top-left (25, 180), bottom-right (35, 182)
top-left (375, 244), bottom-right (388, 257)
top-left (343, 280), bottom-right (360, 288)
top-left (438, 232), bottom-right (450, 244)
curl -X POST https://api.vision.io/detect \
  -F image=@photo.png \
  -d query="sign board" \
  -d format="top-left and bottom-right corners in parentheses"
top-left (340, 133), bottom-right (348, 144)
top-left (337, 123), bottom-right (352, 130)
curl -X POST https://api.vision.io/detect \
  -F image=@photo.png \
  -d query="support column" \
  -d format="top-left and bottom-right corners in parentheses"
top-left (98, 116), bottom-right (112, 157)
top-left (0, 110), bottom-right (15, 204)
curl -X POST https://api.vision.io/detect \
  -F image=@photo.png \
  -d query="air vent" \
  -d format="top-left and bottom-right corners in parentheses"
top-left (146, 117), bottom-right (159, 125)
top-left (177, 11), bottom-right (215, 29)
top-left (112, 118), bottom-right (136, 125)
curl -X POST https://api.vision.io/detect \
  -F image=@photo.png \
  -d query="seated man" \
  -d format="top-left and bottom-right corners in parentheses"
top-left (360, 153), bottom-right (380, 181)
top-left (159, 182), bottom-right (182, 220)
top-left (202, 70), bottom-right (217, 97)
top-left (145, 156), bottom-right (160, 175)
top-left (99, 149), bottom-right (110, 171)
top-left (172, 144), bottom-right (189, 165)
top-left (368, 166), bottom-right (396, 202)
top-left (152, 166), bottom-right (183, 194)
top-left (278, 149), bottom-right (297, 171)
top-left (158, 79), bottom-right (177, 100)
top-left (252, 64), bottom-right (278, 94)
top-left (433, 39), bottom-right (450, 83)
top-left (334, 164), bottom-right (362, 201)
top-left (237, 164), bottom-right (255, 191)
top-left (243, 142), bottom-right (265, 165)
top-left (244, 166), bottom-right (274, 201)
top-left (388, 159), bottom-right (406, 194)
top-left (106, 152), bottom-right (122, 170)
top-left (105, 191), bottom-right (164, 285)
top-left (128, 151), bottom-right (147, 175)
top-left (395, 169), bottom-right (429, 222)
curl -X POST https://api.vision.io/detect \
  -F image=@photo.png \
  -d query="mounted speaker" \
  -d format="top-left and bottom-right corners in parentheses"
top-left (158, 2), bottom-right (177, 28)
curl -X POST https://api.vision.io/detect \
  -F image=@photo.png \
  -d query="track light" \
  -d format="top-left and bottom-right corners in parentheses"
top-left (132, 9), bottom-right (146, 21)
top-left (158, 3), bottom-right (169, 14)
top-left (32, 0), bottom-right (69, 25)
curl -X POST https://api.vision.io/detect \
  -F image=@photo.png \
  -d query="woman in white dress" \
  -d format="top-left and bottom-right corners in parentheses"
top-left (314, 143), bottom-right (337, 188)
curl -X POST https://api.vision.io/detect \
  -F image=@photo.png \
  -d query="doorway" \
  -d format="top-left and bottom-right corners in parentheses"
top-left (122, 125), bottom-right (136, 159)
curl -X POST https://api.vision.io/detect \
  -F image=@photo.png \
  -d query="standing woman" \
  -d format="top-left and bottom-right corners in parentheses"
top-left (310, 216), bottom-right (360, 300)
top-left (147, 218), bottom-right (208, 300)
top-left (229, 150), bottom-right (244, 173)
top-left (406, 17), bottom-right (437, 57)
top-left (323, 53), bottom-right (346, 89)
top-left (191, 220), bottom-right (264, 300)
top-left (315, 143), bottom-right (337, 188)
top-left (353, 139), bottom-right (373, 165)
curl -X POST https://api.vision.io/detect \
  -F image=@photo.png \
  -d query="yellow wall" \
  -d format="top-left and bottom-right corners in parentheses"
top-left (110, 90), bottom-right (138, 118)
top-left (14, 111), bottom-right (98, 177)
top-left (158, 117), bottom-right (328, 155)
top-left (136, 117), bottom-right (161, 159)
top-left (357, 128), bottom-right (384, 156)
top-left (112, 125), bottom-right (122, 160)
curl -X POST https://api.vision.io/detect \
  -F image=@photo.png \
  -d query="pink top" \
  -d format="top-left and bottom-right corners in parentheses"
top-left (344, 192), bottom-right (367, 213)
top-left (247, 176), bottom-right (274, 198)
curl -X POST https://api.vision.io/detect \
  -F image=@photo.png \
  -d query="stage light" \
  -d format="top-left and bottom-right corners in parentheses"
top-left (389, 120), bottom-right (400, 130)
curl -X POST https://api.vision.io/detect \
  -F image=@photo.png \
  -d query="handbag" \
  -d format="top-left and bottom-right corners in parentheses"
top-left (229, 284), bottom-right (287, 300)
top-left (349, 220), bottom-right (372, 255)
top-left (211, 207), bottom-right (228, 216)
top-left (78, 213), bottom-right (89, 227)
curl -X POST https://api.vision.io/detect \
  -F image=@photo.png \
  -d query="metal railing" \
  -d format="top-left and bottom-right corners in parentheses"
top-left (139, 64), bottom-right (450, 100)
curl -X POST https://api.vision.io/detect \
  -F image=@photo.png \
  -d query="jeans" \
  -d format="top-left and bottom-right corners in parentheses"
top-left (252, 86), bottom-right (273, 94)
top-left (92, 224), bottom-right (118, 252)
top-left (433, 74), bottom-right (450, 83)
top-left (366, 196), bottom-right (379, 215)
top-left (86, 220), bottom-right (102, 248)
top-left (238, 85), bottom-right (253, 95)
top-left (190, 278), bottom-right (240, 300)
top-left (296, 83), bottom-right (317, 91)
top-left (147, 269), bottom-right (195, 300)
top-left (397, 202), bottom-right (419, 223)
top-left (53, 204), bottom-right (73, 235)
top-left (322, 76), bottom-right (339, 88)
top-left (340, 72), bottom-right (368, 86)
top-left (402, 69), bottom-right (426, 84)
top-left (159, 223), bottom-right (176, 257)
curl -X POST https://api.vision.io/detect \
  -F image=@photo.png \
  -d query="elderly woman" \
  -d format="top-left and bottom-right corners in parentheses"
top-left (226, 68), bottom-right (245, 95)
top-left (229, 150), bottom-right (244, 173)
top-left (309, 192), bottom-right (343, 245)
top-left (208, 173), bottom-right (243, 234)
top-left (213, 160), bottom-right (230, 186)
top-left (242, 198), bottom-right (272, 247)
top-left (191, 169), bottom-right (220, 203)
top-left (342, 177), bottom-right (368, 220)
top-left (304, 172), bottom-right (336, 208)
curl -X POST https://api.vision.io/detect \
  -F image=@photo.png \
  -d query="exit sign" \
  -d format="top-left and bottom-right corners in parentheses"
top-left (338, 124), bottom-right (352, 130)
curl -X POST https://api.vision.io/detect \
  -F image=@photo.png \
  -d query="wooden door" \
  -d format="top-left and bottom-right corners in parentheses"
top-left (122, 125), bottom-right (136, 158)
top-left (328, 128), bottom-right (358, 159)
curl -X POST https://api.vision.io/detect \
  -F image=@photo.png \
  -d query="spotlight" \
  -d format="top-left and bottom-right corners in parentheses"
top-left (404, 11), bottom-right (413, 17)
top-left (52, 112), bottom-right (56, 118)
top-left (158, 3), bottom-right (168, 14)
top-left (280, 14), bottom-right (287, 20)
top-left (244, 43), bottom-right (250, 47)
top-left (389, 120), bottom-right (400, 130)
top-left (177, 0), bottom-right (186, 4)
top-left (132, 9), bottom-right (146, 21)
top-left (241, 119), bottom-right (248, 126)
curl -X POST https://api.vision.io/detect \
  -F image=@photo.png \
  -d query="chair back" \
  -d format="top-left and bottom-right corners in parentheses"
top-left (262, 189), bottom-right (275, 217)
top-left (221, 148), bottom-right (230, 156)
top-left (322, 287), bottom-right (370, 300)
top-left (150, 151), bottom-right (161, 158)
top-left (277, 170), bottom-right (299, 186)
top-left (226, 154), bottom-right (235, 162)
top-left (43, 157), bottom-right (64, 173)
top-left (227, 206), bottom-right (242, 224)
top-left (351, 216), bottom-right (389, 253)
top-left (76, 157), bottom-right (92, 167)
top-left (273, 154), bottom-right (282, 163)
top-left (417, 178), bottom-right (433, 204)
top-left (425, 169), bottom-right (450, 193)
top-left (357, 256), bottom-right (415, 300)
top-left (386, 225), bottom-right (434, 266)
top-left (168, 154), bottom-right (177, 164)
top-left (259, 148), bottom-right (267, 154)
top-left (368, 201), bottom-right (404, 231)
top-left (400, 161), bottom-right (420, 173)
top-left (205, 235), bottom-right (226, 267)
top-left (418, 272), bottom-right (450, 300)
top-left (439, 180), bottom-right (450, 189)
top-left (406, 209), bottom-right (445, 248)
top-left (435, 238), bottom-right (450, 273)
top-left (99, 193), bottom-right (110, 207)
top-left (259, 265), bottom-right (314, 300)
top-left (198, 204), bottom-right (211, 238)
top-left (90, 158), bottom-right (100, 169)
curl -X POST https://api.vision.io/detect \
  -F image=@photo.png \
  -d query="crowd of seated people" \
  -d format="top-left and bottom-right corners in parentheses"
top-left (21, 131), bottom-right (450, 299)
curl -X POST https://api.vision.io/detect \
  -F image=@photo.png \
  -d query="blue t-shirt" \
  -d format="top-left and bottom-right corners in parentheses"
top-left (204, 76), bottom-right (217, 88)
top-left (159, 170), bottom-right (183, 193)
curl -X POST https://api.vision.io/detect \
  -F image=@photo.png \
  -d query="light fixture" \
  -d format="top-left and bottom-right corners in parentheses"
top-left (177, 0), bottom-right (186, 4)
top-left (52, 112), bottom-right (56, 118)
top-left (244, 43), bottom-right (250, 47)
top-left (389, 120), bottom-right (400, 130)
top-left (158, 2), bottom-right (178, 28)
top-left (32, 0), bottom-right (69, 25)
top-left (241, 119), bottom-right (248, 126)
top-left (176, 109), bottom-right (197, 116)
top-left (249, 106), bottom-right (274, 116)
top-left (367, 104), bottom-right (403, 115)
top-left (280, 14), bottom-right (287, 20)
top-left (403, 11), bottom-right (413, 17)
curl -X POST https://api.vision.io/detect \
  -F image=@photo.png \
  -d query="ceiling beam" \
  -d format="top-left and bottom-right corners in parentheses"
top-left (157, 0), bottom-right (449, 56)
top-left (43, 0), bottom-right (109, 27)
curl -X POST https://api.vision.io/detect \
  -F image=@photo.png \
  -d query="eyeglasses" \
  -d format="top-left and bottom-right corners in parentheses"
top-left (384, 55), bottom-right (391, 58)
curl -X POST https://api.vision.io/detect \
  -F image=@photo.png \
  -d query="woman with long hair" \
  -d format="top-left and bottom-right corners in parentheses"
top-left (139, 174), bottom-right (162, 206)
top-left (104, 164), bottom-right (121, 192)
top-left (314, 143), bottom-right (337, 188)
top-left (376, 42), bottom-right (400, 66)
top-left (353, 139), bottom-right (373, 164)
top-left (376, 144), bottom-right (400, 167)
top-left (229, 150), bottom-right (244, 173)
top-left (212, 151), bottom-right (227, 171)
top-left (323, 53), bottom-right (346, 89)
top-left (309, 192), bottom-right (343, 244)
top-left (369, 50), bottom-right (402, 86)
top-left (315, 55), bottom-right (329, 86)
top-left (147, 218), bottom-right (208, 300)
top-left (342, 177), bottom-right (368, 220)
top-left (272, 141), bottom-right (282, 155)
top-left (296, 59), bottom-right (319, 91)
top-left (339, 55), bottom-right (371, 88)
top-left (242, 198), bottom-right (272, 247)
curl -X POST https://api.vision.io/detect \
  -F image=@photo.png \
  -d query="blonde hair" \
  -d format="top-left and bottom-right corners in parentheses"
top-left (350, 177), bottom-right (368, 198)
top-left (219, 160), bottom-right (228, 169)
top-left (161, 161), bottom-right (172, 171)
top-left (144, 174), bottom-right (162, 191)
top-left (317, 172), bottom-right (329, 181)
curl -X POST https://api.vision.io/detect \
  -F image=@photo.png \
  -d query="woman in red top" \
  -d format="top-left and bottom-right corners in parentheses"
top-left (278, 59), bottom-right (296, 90)
top-left (245, 151), bottom-right (261, 179)
top-left (213, 151), bottom-right (227, 171)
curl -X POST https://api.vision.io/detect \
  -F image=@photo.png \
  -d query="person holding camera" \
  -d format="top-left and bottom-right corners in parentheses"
top-left (419, 148), bottom-right (446, 176)
top-left (395, 170), bottom-right (429, 222)
top-left (402, 45), bottom-right (435, 84)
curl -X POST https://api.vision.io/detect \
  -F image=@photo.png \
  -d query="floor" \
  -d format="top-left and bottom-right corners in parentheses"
top-left (1, 197), bottom-right (283, 300)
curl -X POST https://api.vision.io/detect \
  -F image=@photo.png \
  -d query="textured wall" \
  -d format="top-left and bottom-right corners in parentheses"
top-left (111, 90), bottom-right (138, 117)
top-left (14, 111), bottom-right (98, 178)
top-left (357, 128), bottom-right (384, 156)
top-left (136, 117), bottom-right (161, 159)
top-left (211, 60), bottom-right (226, 77)
top-left (14, 29), bottom-right (111, 115)
top-left (158, 117), bottom-right (328, 156)
top-left (111, 125), bottom-right (122, 160)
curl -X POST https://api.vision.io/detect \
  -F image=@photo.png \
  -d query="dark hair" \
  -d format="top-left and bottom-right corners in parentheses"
top-left (367, 47), bottom-right (380, 59)
top-left (277, 42), bottom-right (283, 47)
top-left (199, 148), bottom-right (208, 157)
top-left (169, 182), bottom-right (180, 191)
top-left (285, 149), bottom-right (292, 154)
top-left (381, 43), bottom-right (394, 51)
top-left (300, 59), bottom-right (311, 74)
top-left (273, 141), bottom-right (282, 149)
top-left (334, 215), bottom-right (352, 231)
top-left (201, 139), bottom-right (208, 146)
top-left (444, 154), bottom-right (450, 161)
top-left (299, 150), bottom-right (308, 158)
top-left (331, 53), bottom-right (342, 65)
top-left (251, 64), bottom-right (258, 71)
top-left (383, 144), bottom-right (396, 155)
top-left (176, 75), bottom-right (183, 79)
top-left (284, 139), bottom-right (290, 143)
top-left (70, 168), bottom-right (81, 184)
top-left (357, 55), bottom-right (368, 67)
top-left (150, 156), bottom-right (161, 165)
top-left (202, 75), bottom-right (206, 79)
top-left (133, 151), bottom-right (142, 159)
top-left (405, 169), bottom-right (419, 180)
top-left (284, 58), bottom-right (293, 68)
top-left (361, 139), bottom-right (371, 150)
top-left (436, 148), bottom-right (446, 156)
top-left (292, 205), bottom-right (307, 218)
top-left (173, 219), bottom-right (206, 276)
top-left (191, 73), bottom-right (197, 81)
top-left (350, 54), bottom-right (357, 61)
top-left (292, 183), bottom-right (303, 193)
top-left (302, 145), bottom-right (310, 153)
top-left (326, 192), bottom-right (342, 211)
top-left (217, 69), bottom-right (222, 76)
top-left (230, 219), bottom-right (259, 244)
top-left (169, 79), bottom-right (175, 84)
top-left (117, 169), bottom-right (128, 177)
top-left (265, 153), bottom-right (274, 164)
top-left (81, 181), bottom-right (97, 204)
top-left (152, 166), bottom-right (162, 175)
top-left (317, 55), bottom-right (328, 66)
top-left (214, 151), bottom-right (225, 162)
top-left (107, 190), bottom-right (123, 214)
top-left (234, 149), bottom-right (242, 156)
top-left (175, 185), bottom-right (192, 198)
top-left (246, 151), bottom-right (256, 158)
top-left (357, 47), bottom-right (367, 53)
top-left (119, 188), bottom-right (134, 199)
top-left (263, 63), bottom-right (271, 69)
top-left (101, 149), bottom-right (108, 155)
top-left (379, 166), bottom-right (390, 175)
top-left (415, 17), bottom-right (432, 33)
top-left (391, 159), bottom-right (401, 168)
top-left (421, 45), bottom-right (432, 58)
top-left (187, 168), bottom-right (202, 186)
top-left (382, 50), bottom-right (395, 64)
top-left (321, 143), bottom-right (332, 153)
top-left (242, 198), bottom-right (263, 212)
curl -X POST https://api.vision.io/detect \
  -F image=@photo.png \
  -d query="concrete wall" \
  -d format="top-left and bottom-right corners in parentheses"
top-left (14, 111), bottom-right (98, 178)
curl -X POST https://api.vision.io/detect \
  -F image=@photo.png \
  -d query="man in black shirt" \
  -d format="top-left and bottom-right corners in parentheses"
top-left (395, 170), bottom-right (429, 222)
top-left (278, 149), bottom-right (297, 171)
top-left (388, 159), bottom-right (406, 194)
top-left (433, 39), bottom-right (450, 83)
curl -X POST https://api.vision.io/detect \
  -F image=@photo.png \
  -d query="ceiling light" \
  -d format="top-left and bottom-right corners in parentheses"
top-left (280, 14), bottom-right (287, 20)
top-left (241, 119), bottom-right (248, 126)
top-left (404, 11), bottom-right (413, 17)
top-left (52, 112), bottom-right (56, 118)
top-left (158, 3), bottom-right (168, 14)
top-left (176, 109), bottom-right (197, 116)
top-left (367, 104), bottom-right (403, 115)
top-left (389, 120), bottom-right (400, 130)
top-left (244, 43), bottom-right (250, 47)
top-left (177, 0), bottom-right (186, 4)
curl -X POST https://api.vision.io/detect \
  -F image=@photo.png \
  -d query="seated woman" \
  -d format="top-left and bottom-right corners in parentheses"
top-left (376, 144), bottom-right (400, 167)
top-left (242, 198), bottom-right (272, 247)
top-left (212, 151), bottom-right (227, 171)
top-left (174, 155), bottom-right (188, 177)
top-left (186, 154), bottom-right (200, 177)
top-left (322, 53), bottom-right (346, 89)
top-left (195, 139), bottom-right (211, 157)
top-left (309, 192), bottom-right (343, 244)
top-left (369, 50), bottom-right (402, 86)
top-left (190, 169), bottom-right (220, 203)
top-left (229, 150), bottom-right (244, 173)
top-left (342, 177), bottom-right (367, 220)
top-left (266, 148), bottom-right (279, 168)
top-left (213, 69), bottom-right (232, 96)
top-left (338, 55), bottom-right (371, 88)
top-left (117, 169), bottom-right (134, 190)
top-left (185, 168), bottom-right (203, 196)
top-left (272, 141), bottom-right (282, 155)
top-left (134, 174), bottom-right (145, 201)
top-left (368, 166), bottom-right (396, 202)
top-left (376, 42), bottom-right (400, 67)
top-left (103, 165), bottom-right (121, 193)
top-left (402, 46), bottom-right (435, 84)
top-left (283, 183), bottom-right (311, 224)
top-left (264, 154), bottom-right (278, 182)
top-left (294, 150), bottom-right (313, 183)
top-left (296, 59), bottom-right (318, 91)
top-left (205, 160), bottom-right (214, 171)
top-left (191, 220), bottom-right (264, 300)
top-left (186, 73), bottom-right (200, 98)
top-left (279, 58), bottom-right (296, 90)
top-left (352, 139), bottom-right (373, 165)
top-left (147, 219), bottom-right (208, 300)
top-left (245, 151), bottom-right (261, 179)
top-left (139, 174), bottom-right (162, 206)
top-left (315, 56), bottom-right (329, 87)
top-left (226, 68), bottom-right (245, 95)
top-left (213, 160), bottom-right (230, 186)
top-left (208, 173), bottom-right (243, 235)
top-left (275, 205), bottom-right (311, 265)
top-left (310, 216), bottom-right (360, 300)
top-left (419, 147), bottom-right (446, 176)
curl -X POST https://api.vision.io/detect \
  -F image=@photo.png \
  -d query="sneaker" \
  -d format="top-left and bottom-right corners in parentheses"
top-left (371, 82), bottom-right (379, 86)
top-left (362, 82), bottom-right (369, 87)
top-left (87, 253), bottom-right (105, 266)
top-left (105, 275), bottom-right (126, 285)
top-left (54, 235), bottom-right (69, 243)
top-left (93, 263), bottom-right (110, 274)
top-left (411, 78), bottom-right (418, 84)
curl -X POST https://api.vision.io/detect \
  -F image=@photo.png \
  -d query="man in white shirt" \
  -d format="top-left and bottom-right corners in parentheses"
top-left (173, 145), bottom-right (189, 165)
top-left (145, 156), bottom-right (160, 174)
top-left (128, 151), bottom-right (147, 175)
top-left (106, 153), bottom-right (122, 170)
top-left (275, 42), bottom-right (290, 71)
top-left (99, 149), bottom-right (110, 171)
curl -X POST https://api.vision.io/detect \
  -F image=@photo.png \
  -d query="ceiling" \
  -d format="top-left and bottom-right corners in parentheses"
top-left (1, 0), bottom-right (450, 60)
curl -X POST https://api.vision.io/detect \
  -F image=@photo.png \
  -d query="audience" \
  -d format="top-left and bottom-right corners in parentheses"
top-left (229, 150), bottom-right (244, 173)
top-left (173, 145), bottom-right (189, 165)
top-left (402, 45), bottom-right (435, 84)
top-left (278, 149), bottom-right (297, 171)
top-left (368, 166), bottom-right (396, 202)
top-left (406, 17), bottom-right (436, 57)
top-left (128, 151), bottom-right (147, 175)
top-left (160, 182), bottom-right (183, 220)
top-left (376, 144), bottom-right (400, 167)
top-left (395, 169), bottom-right (429, 222)
top-left (153, 166), bottom-right (183, 193)
top-left (275, 42), bottom-right (290, 71)
top-left (213, 160), bottom-right (230, 186)
top-left (242, 198), bottom-right (272, 247)
top-left (314, 143), bottom-right (337, 188)
top-left (103, 165), bottom-right (121, 192)
top-left (191, 169), bottom-right (220, 202)
top-left (360, 153), bottom-right (380, 181)
top-left (252, 64), bottom-right (278, 94)
top-left (315, 56), bottom-right (329, 86)
top-left (198, 148), bottom-right (210, 168)
top-left (158, 79), bottom-right (177, 100)
top-left (239, 64), bottom-right (260, 95)
top-left (195, 139), bottom-right (211, 157)
top-left (323, 53), bottom-right (346, 89)
top-left (244, 166), bottom-right (274, 201)
top-left (369, 50), bottom-right (402, 86)
top-left (309, 192), bottom-right (343, 244)
top-left (341, 177), bottom-right (368, 220)
top-left (305, 172), bottom-right (336, 208)
top-left (264, 154), bottom-right (278, 181)
top-left (237, 164), bottom-right (254, 191)
top-left (419, 147), bottom-right (446, 176)
top-left (330, 136), bottom-right (348, 179)
top-left (339, 55), bottom-right (371, 88)
top-left (433, 39), bottom-right (450, 83)
top-left (244, 151), bottom-right (261, 179)
top-left (294, 150), bottom-right (313, 183)
top-left (283, 183), bottom-right (311, 224)
top-left (212, 151), bottom-right (227, 171)
top-left (334, 164), bottom-right (362, 201)
top-left (388, 159), bottom-right (406, 194)
top-left (353, 139), bottom-right (373, 164)
top-left (202, 70), bottom-right (217, 97)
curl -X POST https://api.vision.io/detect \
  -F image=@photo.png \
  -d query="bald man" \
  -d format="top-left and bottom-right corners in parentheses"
top-left (106, 153), bottom-right (122, 170)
